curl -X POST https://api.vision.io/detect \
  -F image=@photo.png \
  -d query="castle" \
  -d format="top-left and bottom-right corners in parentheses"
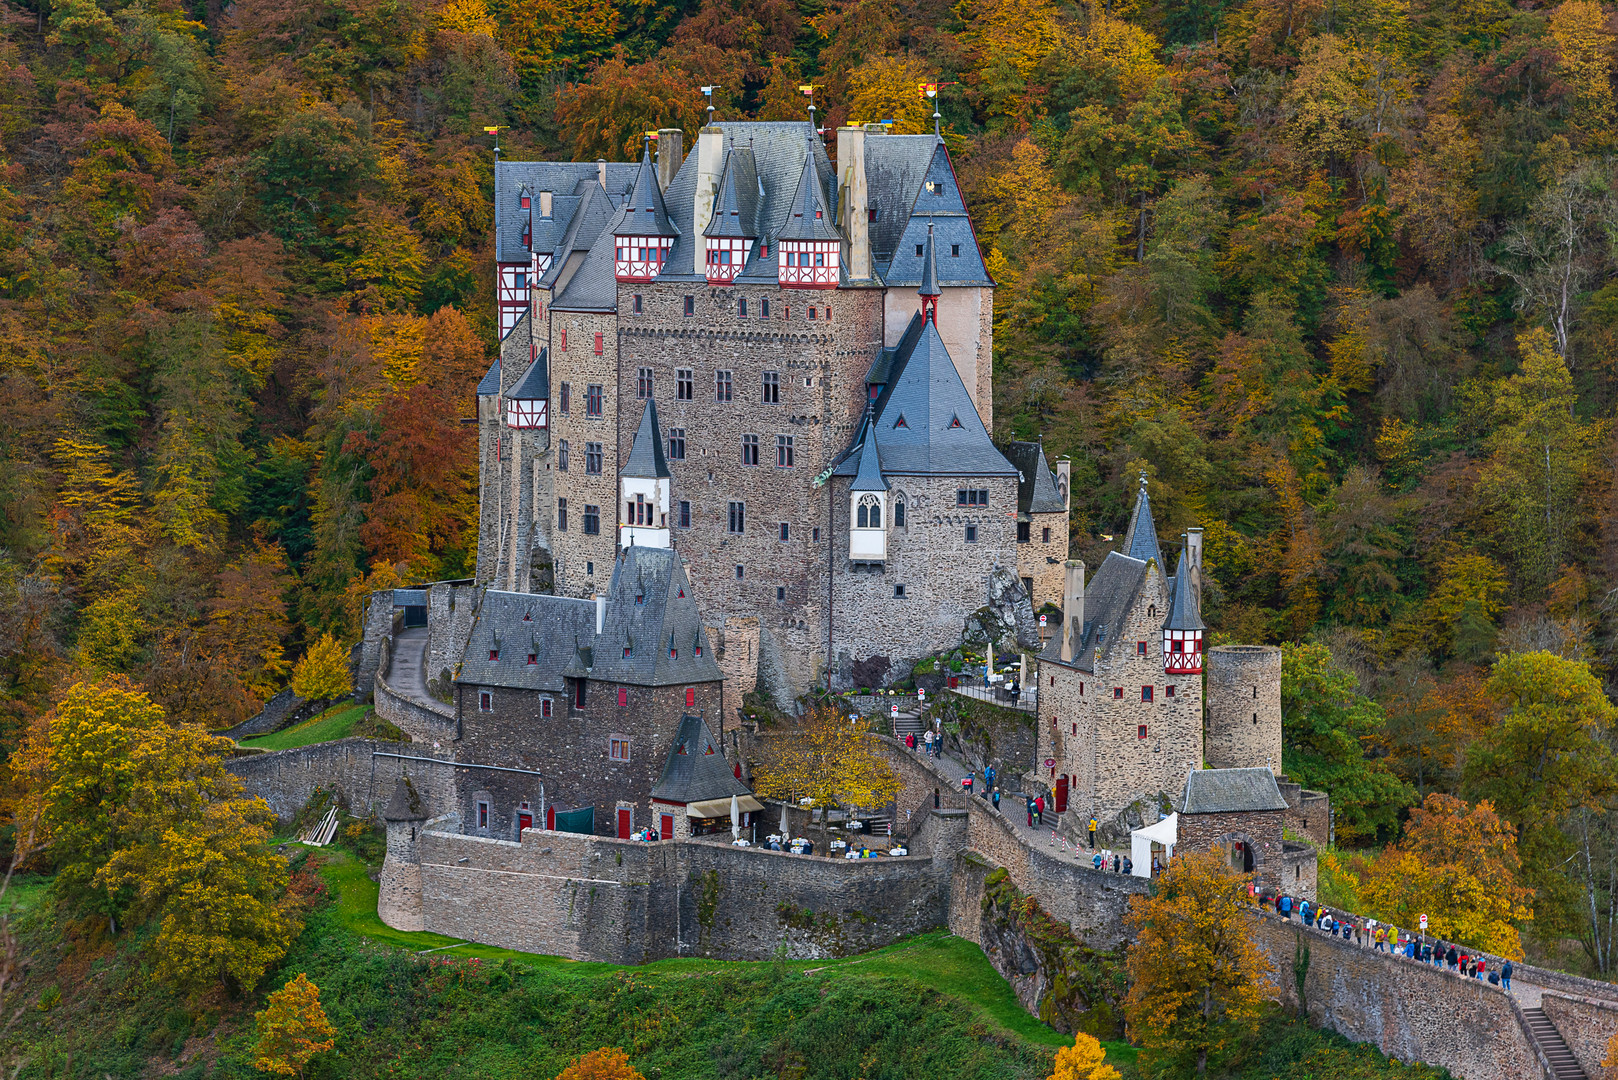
top-left (474, 121), bottom-right (1070, 704)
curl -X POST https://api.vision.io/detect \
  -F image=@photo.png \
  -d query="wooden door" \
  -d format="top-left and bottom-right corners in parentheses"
top-left (1055, 776), bottom-right (1069, 813)
top-left (517, 812), bottom-right (532, 834)
top-left (617, 807), bottom-right (632, 839)
top-left (545, 806), bottom-right (555, 830)
top-left (660, 813), bottom-right (674, 839)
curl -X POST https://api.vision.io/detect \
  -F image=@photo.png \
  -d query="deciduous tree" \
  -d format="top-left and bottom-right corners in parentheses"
top-left (1124, 851), bottom-right (1271, 1077)
top-left (553, 1047), bottom-right (646, 1080)
top-left (1049, 1031), bottom-right (1120, 1080)
top-left (253, 973), bottom-right (337, 1077)
top-left (750, 703), bottom-right (900, 841)
top-left (290, 632), bottom-right (351, 703)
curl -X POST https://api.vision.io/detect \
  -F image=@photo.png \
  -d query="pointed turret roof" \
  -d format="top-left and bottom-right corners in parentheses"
top-left (1164, 544), bottom-right (1205, 631)
top-left (624, 398), bottom-right (670, 480)
top-left (505, 347), bottom-right (548, 401)
top-left (704, 148), bottom-right (760, 238)
top-left (650, 713), bottom-right (752, 805)
top-left (1120, 473), bottom-right (1164, 567)
top-left (617, 142), bottom-right (678, 237)
top-left (850, 406), bottom-right (888, 491)
top-left (383, 776), bottom-right (427, 822)
top-left (775, 147), bottom-right (841, 243)
top-left (918, 220), bottom-right (940, 298)
top-left (476, 356), bottom-right (501, 397)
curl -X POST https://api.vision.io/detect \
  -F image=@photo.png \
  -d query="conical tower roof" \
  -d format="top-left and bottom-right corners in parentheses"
top-left (1119, 472), bottom-right (1164, 567)
top-left (618, 142), bottom-right (678, 238)
top-left (850, 404), bottom-right (888, 491)
top-left (1164, 543), bottom-right (1205, 631)
top-left (704, 149), bottom-right (759, 239)
top-left (775, 148), bottom-right (841, 243)
top-left (623, 398), bottom-right (670, 479)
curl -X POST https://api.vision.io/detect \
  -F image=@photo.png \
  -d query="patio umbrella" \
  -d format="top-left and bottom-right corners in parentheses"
top-left (780, 802), bottom-right (789, 837)
top-left (731, 794), bottom-right (741, 841)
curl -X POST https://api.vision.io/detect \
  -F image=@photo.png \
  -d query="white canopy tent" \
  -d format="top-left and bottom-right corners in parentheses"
top-left (1131, 812), bottom-right (1177, 878)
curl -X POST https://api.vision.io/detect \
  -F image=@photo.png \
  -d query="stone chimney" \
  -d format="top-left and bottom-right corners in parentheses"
top-left (1061, 559), bottom-right (1085, 663)
top-left (1186, 526), bottom-right (1203, 570)
top-left (690, 127), bottom-right (724, 273)
top-left (836, 126), bottom-right (871, 280)
top-left (656, 129), bottom-right (683, 193)
top-left (596, 158), bottom-right (606, 189)
top-left (595, 593), bottom-right (606, 635)
top-left (1055, 456), bottom-right (1071, 510)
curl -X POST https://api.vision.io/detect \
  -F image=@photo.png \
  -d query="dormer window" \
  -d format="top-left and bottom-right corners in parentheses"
top-left (520, 195), bottom-right (531, 209)
top-left (527, 653), bottom-right (537, 665)
top-left (488, 649), bottom-right (499, 661)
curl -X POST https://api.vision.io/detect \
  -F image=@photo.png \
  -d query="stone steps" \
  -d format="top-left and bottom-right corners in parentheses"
top-left (891, 711), bottom-right (924, 738)
top-left (1522, 1007), bottom-right (1587, 1080)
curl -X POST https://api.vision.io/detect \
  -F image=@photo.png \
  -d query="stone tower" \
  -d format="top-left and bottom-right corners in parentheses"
top-left (1204, 645), bottom-right (1283, 773)
top-left (378, 776), bottom-right (428, 932)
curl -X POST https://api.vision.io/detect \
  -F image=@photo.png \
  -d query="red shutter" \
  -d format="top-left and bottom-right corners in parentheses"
top-left (685, 687), bottom-right (696, 709)
top-left (618, 687), bottom-right (628, 707)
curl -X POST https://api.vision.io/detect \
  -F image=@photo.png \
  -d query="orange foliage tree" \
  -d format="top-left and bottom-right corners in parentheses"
top-left (553, 1047), bottom-right (646, 1080)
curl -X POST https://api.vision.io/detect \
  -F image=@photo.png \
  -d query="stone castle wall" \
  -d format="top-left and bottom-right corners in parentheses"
top-left (1541, 992), bottom-right (1618, 1079)
top-left (426, 583), bottom-right (481, 690)
top-left (227, 738), bottom-right (455, 821)
top-left (1018, 509), bottom-right (1068, 612)
top-left (548, 307), bottom-right (621, 600)
top-left (375, 670), bottom-right (457, 745)
top-left (1244, 910), bottom-right (1540, 1080)
top-left (1205, 645), bottom-right (1283, 773)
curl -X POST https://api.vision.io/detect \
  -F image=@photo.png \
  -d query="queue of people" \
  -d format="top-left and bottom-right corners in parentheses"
top-left (1253, 891), bottom-right (1515, 992)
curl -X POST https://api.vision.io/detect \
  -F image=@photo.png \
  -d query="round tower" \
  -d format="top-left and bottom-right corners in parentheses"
top-left (1204, 645), bottom-right (1283, 773)
top-left (379, 776), bottom-right (428, 932)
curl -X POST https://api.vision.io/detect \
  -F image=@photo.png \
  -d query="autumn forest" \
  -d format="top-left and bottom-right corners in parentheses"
top-left (4, 0), bottom-right (1618, 1021)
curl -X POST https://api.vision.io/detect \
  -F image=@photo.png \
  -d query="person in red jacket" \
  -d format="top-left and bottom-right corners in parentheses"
top-left (1034, 795), bottom-right (1045, 826)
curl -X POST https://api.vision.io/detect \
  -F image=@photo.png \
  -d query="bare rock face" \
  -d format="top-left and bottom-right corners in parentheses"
top-left (963, 567), bottom-right (1042, 653)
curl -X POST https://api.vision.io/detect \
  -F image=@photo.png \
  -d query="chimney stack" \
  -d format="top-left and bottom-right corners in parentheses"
top-left (691, 128), bottom-right (724, 273)
top-left (596, 158), bottom-right (606, 190)
top-left (1055, 457), bottom-right (1071, 510)
top-left (1061, 560), bottom-right (1085, 663)
top-left (656, 129), bottom-right (683, 193)
top-left (1186, 527), bottom-right (1203, 570)
top-left (835, 126), bottom-right (872, 280)
top-left (595, 594), bottom-right (606, 635)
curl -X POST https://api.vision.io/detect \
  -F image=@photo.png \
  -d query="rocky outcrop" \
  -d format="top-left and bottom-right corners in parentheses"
top-left (962, 566), bottom-right (1042, 654)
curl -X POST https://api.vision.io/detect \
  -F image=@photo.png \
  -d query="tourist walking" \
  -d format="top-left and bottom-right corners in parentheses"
top-left (1088, 817), bottom-right (1098, 848)
top-left (933, 787), bottom-right (940, 809)
top-left (1447, 944), bottom-right (1458, 970)
top-left (992, 789), bottom-right (1001, 811)
top-left (1502, 959), bottom-right (1513, 991)
top-left (1035, 795), bottom-right (1045, 826)
top-left (1025, 796), bottom-right (1034, 826)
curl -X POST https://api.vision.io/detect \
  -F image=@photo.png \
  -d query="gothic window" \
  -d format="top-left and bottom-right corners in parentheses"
top-left (668, 428), bottom-right (685, 459)
top-left (964, 524), bottom-right (977, 543)
top-left (894, 500), bottom-right (905, 527)
top-left (856, 494), bottom-right (882, 529)
top-left (739, 298), bottom-right (747, 317)
top-left (479, 692), bottom-right (492, 712)
top-left (716, 370), bottom-right (733, 402)
top-left (779, 522), bottom-right (790, 541)
top-left (633, 294), bottom-right (643, 313)
top-left (957, 489), bottom-right (988, 506)
top-left (541, 697), bottom-right (553, 717)
top-left (557, 498), bottom-right (567, 531)
top-left (637, 367), bottom-right (653, 399)
top-left (1141, 685), bottom-right (1154, 702)
top-left (684, 295), bottom-right (694, 316)
top-left (559, 382), bottom-right (570, 414)
top-left (894, 584), bottom-right (906, 598)
top-left (558, 440), bottom-right (569, 471)
top-left (610, 735), bottom-right (630, 758)
top-left (678, 500), bottom-right (691, 528)
top-left (1017, 521), bottom-right (1030, 543)
top-left (1042, 526), bottom-right (1051, 543)
top-left (583, 505), bottom-right (600, 534)
top-left (728, 501), bottom-right (745, 533)
top-left (760, 299), bottom-right (770, 318)
top-left (586, 384), bottom-right (603, 416)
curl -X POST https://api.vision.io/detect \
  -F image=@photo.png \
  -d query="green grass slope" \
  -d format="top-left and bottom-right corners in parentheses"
top-left (239, 704), bottom-right (376, 751)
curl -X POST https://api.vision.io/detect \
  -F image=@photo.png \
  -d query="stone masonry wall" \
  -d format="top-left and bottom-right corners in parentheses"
top-left (829, 473), bottom-right (1021, 688)
top-left (357, 593), bottom-right (400, 700)
top-left (1205, 645), bottom-right (1283, 773)
top-left (1244, 909), bottom-right (1540, 1080)
top-left (1018, 509), bottom-right (1068, 612)
top-left (1541, 993), bottom-right (1618, 1080)
top-left (548, 308), bottom-right (621, 600)
top-left (1175, 808), bottom-right (1287, 894)
top-left (375, 671), bottom-right (457, 745)
top-left (228, 738), bottom-right (455, 821)
top-left (427, 583), bottom-right (481, 691)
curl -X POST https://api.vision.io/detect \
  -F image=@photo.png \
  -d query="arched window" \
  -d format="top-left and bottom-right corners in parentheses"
top-left (894, 500), bottom-right (906, 527)
top-left (857, 494), bottom-right (882, 529)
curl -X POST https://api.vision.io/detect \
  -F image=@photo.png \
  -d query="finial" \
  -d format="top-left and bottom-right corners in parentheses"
top-left (1139, 470), bottom-right (1149, 491)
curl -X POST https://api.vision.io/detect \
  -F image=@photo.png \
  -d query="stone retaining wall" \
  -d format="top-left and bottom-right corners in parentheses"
top-left (227, 738), bottom-right (455, 821)
top-left (1542, 992), bottom-right (1618, 1080)
top-left (1243, 909), bottom-right (1541, 1080)
top-left (375, 672), bottom-right (457, 744)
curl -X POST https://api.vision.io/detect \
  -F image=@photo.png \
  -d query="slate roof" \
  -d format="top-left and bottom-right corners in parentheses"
top-left (550, 202), bottom-right (624, 312)
top-left (476, 356), bottom-right (501, 397)
top-left (1002, 441), bottom-right (1066, 518)
top-left (849, 406), bottom-right (888, 492)
top-left (495, 161), bottom-right (638, 263)
top-left (506, 347), bottom-right (549, 401)
top-left (383, 776), bottom-right (427, 821)
top-left (776, 146), bottom-right (843, 243)
top-left (588, 546), bottom-right (724, 686)
top-left (538, 180), bottom-right (619, 292)
top-left (624, 398), bottom-right (670, 479)
top-left (1182, 768), bottom-right (1288, 814)
top-left (832, 313), bottom-right (1016, 479)
top-left (1119, 477), bottom-right (1165, 568)
top-left (1038, 551), bottom-right (1153, 673)
top-left (650, 713), bottom-right (751, 804)
top-left (863, 135), bottom-right (938, 268)
top-left (704, 147), bottom-right (761, 238)
top-left (459, 590), bottom-right (598, 693)
top-left (618, 143), bottom-right (678, 237)
top-left (917, 222), bottom-right (940, 297)
top-left (878, 143), bottom-right (993, 288)
top-left (1164, 547), bottom-right (1204, 631)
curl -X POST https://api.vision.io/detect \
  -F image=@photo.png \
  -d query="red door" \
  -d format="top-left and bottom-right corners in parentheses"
top-left (660, 813), bottom-right (674, 839)
top-left (617, 807), bottom-right (632, 839)
top-left (518, 812), bottom-right (533, 833)
top-left (1055, 776), bottom-right (1069, 814)
top-left (546, 806), bottom-right (555, 830)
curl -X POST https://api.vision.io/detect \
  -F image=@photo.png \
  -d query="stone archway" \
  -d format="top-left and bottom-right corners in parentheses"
top-left (1207, 831), bottom-right (1262, 877)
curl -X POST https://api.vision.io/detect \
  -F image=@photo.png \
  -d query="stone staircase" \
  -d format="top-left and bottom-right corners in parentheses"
top-left (1522, 1007), bottom-right (1587, 1080)
top-left (891, 710), bottom-right (925, 740)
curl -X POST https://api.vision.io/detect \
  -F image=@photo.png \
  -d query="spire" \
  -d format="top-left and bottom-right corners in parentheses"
top-left (623, 398), bottom-right (670, 479)
top-left (704, 150), bottom-right (756, 239)
top-left (619, 140), bottom-right (678, 238)
top-left (776, 147), bottom-right (841, 243)
top-left (850, 402), bottom-right (888, 491)
top-left (918, 219), bottom-right (940, 323)
top-left (1164, 541), bottom-right (1205, 631)
top-left (1119, 471), bottom-right (1164, 567)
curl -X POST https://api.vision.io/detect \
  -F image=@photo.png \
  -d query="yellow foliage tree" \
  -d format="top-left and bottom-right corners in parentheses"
top-left (1049, 1031), bottom-right (1120, 1080)
top-left (291, 632), bottom-right (352, 703)
top-left (438, 0), bottom-right (497, 35)
top-left (1358, 793), bottom-right (1533, 957)
top-left (1124, 850), bottom-right (1272, 1077)
top-left (844, 56), bottom-right (931, 133)
top-left (1549, 0), bottom-right (1616, 147)
top-left (553, 1047), bottom-right (647, 1080)
top-left (253, 973), bottom-right (337, 1078)
top-left (750, 703), bottom-right (901, 841)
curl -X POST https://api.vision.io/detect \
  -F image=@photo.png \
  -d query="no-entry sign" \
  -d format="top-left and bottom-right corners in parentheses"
top-left (1420, 914), bottom-right (1428, 930)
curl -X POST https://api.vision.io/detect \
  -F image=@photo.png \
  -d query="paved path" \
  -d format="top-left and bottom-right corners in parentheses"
top-left (389, 626), bottom-right (433, 705)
